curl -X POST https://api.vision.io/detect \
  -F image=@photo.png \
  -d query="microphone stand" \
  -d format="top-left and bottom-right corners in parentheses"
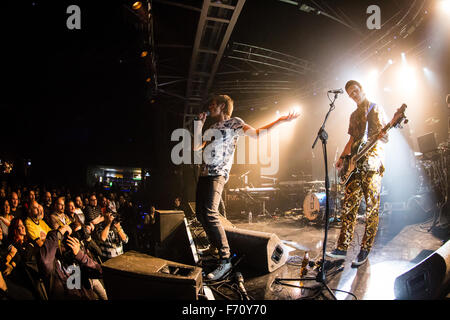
top-left (275, 92), bottom-right (342, 300)
top-left (329, 147), bottom-right (341, 224)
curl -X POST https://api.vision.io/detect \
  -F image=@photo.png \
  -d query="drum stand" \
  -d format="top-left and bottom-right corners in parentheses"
top-left (275, 92), bottom-right (341, 300)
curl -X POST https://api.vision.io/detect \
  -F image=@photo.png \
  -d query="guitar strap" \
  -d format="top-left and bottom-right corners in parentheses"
top-left (363, 103), bottom-right (376, 142)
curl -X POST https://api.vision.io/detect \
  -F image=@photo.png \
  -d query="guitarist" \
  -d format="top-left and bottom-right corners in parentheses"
top-left (327, 80), bottom-right (389, 267)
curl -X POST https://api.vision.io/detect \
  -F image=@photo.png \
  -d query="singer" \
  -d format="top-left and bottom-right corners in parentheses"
top-left (194, 94), bottom-right (299, 280)
top-left (327, 80), bottom-right (388, 267)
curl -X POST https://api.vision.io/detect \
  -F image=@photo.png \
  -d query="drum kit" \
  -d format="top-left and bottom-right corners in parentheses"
top-left (414, 140), bottom-right (449, 221)
top-left (301, 180), bottom-right (343, 224)
top-left (228, 173), bottom-right (344, 224)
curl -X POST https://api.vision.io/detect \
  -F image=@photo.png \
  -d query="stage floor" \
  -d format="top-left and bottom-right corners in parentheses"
top-left (219, 214), bottom-right (446, 300)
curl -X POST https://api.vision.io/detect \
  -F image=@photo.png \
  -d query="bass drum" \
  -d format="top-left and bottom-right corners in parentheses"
top-left (303, 192), bottom-right (333, 222)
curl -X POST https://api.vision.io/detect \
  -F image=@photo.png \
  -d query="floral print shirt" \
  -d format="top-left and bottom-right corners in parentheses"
top-left (200, 117), bottom-right (246, 182)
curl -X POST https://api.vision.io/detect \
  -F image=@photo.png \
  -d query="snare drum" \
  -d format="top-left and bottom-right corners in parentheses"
top-left (303, 192), bottom-right (333, 222)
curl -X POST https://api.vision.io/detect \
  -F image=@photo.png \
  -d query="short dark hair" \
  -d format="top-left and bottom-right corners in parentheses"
top-left (345, 80), bottom-right (363, 92)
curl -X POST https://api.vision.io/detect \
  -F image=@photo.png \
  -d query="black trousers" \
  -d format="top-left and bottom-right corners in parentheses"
top-left (195, 176), bottom-right (230, 260)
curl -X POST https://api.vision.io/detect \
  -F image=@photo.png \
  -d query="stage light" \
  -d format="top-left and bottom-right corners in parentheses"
top-left (132, 2), bottom-right (142, 10)
top-left (368, 69), bottom-right (379, 78)
top-left (291, 104), bottom-right (301, 114)
top-left (140, 51), bottom-right (148, 58)
top-left (131, 1), bottom-right (150, 22)
top-left (439, 0), bottom-right (450, 14)
top-left (364, 69), bottom-right (379, 98)
top-left (423, 67), bottom-right (437, 87)
top-left (146, 77), bottom-right (151, 82)
top-left (401, 52), bottom-right (406, 63)
top-left (388, 59), bottom-right (393, 65)
top-left (397, 65), bottom-right (417, 91)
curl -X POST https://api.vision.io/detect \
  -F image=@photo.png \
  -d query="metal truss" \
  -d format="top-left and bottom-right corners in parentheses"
top-left (226, 42), bottom-right (317, 76)
top-left (182, 0), bottom-right (247, 132)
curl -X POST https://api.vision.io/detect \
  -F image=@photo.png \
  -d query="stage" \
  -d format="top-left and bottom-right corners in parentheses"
top-left (214, 214), bottom-right (447, 300)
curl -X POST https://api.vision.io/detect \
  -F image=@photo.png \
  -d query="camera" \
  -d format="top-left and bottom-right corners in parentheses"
top-left (68, 222), bottom-right (90, 242)
top-left (110, 212), bottom-right (122, 224)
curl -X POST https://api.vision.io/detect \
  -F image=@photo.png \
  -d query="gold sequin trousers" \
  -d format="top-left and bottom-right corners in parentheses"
top-left (337, 170), bottom-right (383, 252)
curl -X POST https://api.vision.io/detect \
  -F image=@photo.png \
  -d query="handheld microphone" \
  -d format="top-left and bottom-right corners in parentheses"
top-left (194, 111), bottom-right (210, 121)
top-left (328, 88), bottom-right (344, 94)
top-left (235, 272), bottom-right (250, 300)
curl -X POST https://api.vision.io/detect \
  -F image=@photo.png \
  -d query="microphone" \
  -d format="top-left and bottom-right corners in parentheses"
top-left (194, 111), bottom-right (210, 121)
top-left (328, 88), bottom-right (344, 94)
top-left (235, 272), bottom-right (250, 300)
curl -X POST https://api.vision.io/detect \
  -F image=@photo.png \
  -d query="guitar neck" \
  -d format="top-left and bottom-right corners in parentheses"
top-left (354, 122), bottom-right (392, 162)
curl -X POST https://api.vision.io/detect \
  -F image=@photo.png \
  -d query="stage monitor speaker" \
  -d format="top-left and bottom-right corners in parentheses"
top-left (417, 132), bottom-right (437, 154)
top-left (394, 240), bottom-right (450, 299)
top-left (153, 210), bottom-right (199, 266)
top-left (102, 251), bottom-right (203, 300)
top-left (153, 210), bottom-right (185, 243)
top-left (223, 226), bottom-right (288, 274)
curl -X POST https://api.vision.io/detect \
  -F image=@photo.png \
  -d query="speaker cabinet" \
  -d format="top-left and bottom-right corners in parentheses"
top-left (102, 251), bottom-right (203, 300)
top-left (394, 240), bottom-right (450, 299)
top-left (223, 226), bottom-right (288, 273)
top-left (152, 210), bottom-right (199, 266)
top-left (153, 210), bottom-right (185, 243)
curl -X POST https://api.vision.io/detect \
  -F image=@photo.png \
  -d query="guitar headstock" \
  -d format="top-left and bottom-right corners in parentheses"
top-left (391, 103), bottom-right (408, 129)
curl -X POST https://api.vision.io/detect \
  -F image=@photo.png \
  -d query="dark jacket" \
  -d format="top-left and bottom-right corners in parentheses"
top-left (38, 230), bottom-right (102, 300)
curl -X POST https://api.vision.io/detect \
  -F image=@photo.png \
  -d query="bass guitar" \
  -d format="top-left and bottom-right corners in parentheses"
top-left (338, 104), bottom-right (408, 185)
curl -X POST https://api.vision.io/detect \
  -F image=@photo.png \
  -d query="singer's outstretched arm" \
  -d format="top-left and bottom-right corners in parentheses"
top-left (243, 112), bottom-right (299, 138)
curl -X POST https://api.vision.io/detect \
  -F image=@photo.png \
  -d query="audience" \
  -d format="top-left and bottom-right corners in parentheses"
top-left (25, 201), bottom-right (52, 247)
top-left (108, 193), bottom-right (118, 213)
top-left (38, 225), bottom-right (103, 300)
top-left (74, 196), bottom-right (86, 224)
top-left (42, 192), bottom-right (53, 220)
top-left (23, 190), bottom-right (36, 212)
top-left (0, 178), bottom-right (164, 300)
top-left (48, 197), bottom-right (72, 229)
top-left (0, 187), bottom-right (6, 201)
top-left (3, 218), bottom-right (42, 299)
top-left (0, 199), bottom-right (13, 239)
top-left (10, 192), bottom-right (24, 219)
top-left (96, 212), bottom-right (128, 261)
top-left (85, 195), bottom-right (104, 227)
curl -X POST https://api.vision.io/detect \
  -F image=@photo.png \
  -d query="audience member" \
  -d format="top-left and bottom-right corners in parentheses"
top-left (37, 225), bottom-right (103, 300)
top-left (173, 197), bottom-right (182, 211)
top-left (108, 193), bottom-right (118, 213)
top-left (84, 195), bottom-right (104, 226)
top-left (100, 196), bottom-right (110, 215)
top-left (10, 192), bottom-right (24, 219)
top-left (0, 199), bottom-right (14, 239)
top-left (0, 187), bottom-right (6, 201)
top-left (96, 212), bottom-right (128, 261)
top-left (3, 218), bottom-right (42, 299)
top-left (23, 190), bottom-right (36, 212)
top-left (25, 201), bottom-right (52, 247)
top-left (42, 192), bottom-right (53, 220)
top-left (48, 197), bottom-right (72, 229)
top-left (74, 196), bottom-right (86, 225)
